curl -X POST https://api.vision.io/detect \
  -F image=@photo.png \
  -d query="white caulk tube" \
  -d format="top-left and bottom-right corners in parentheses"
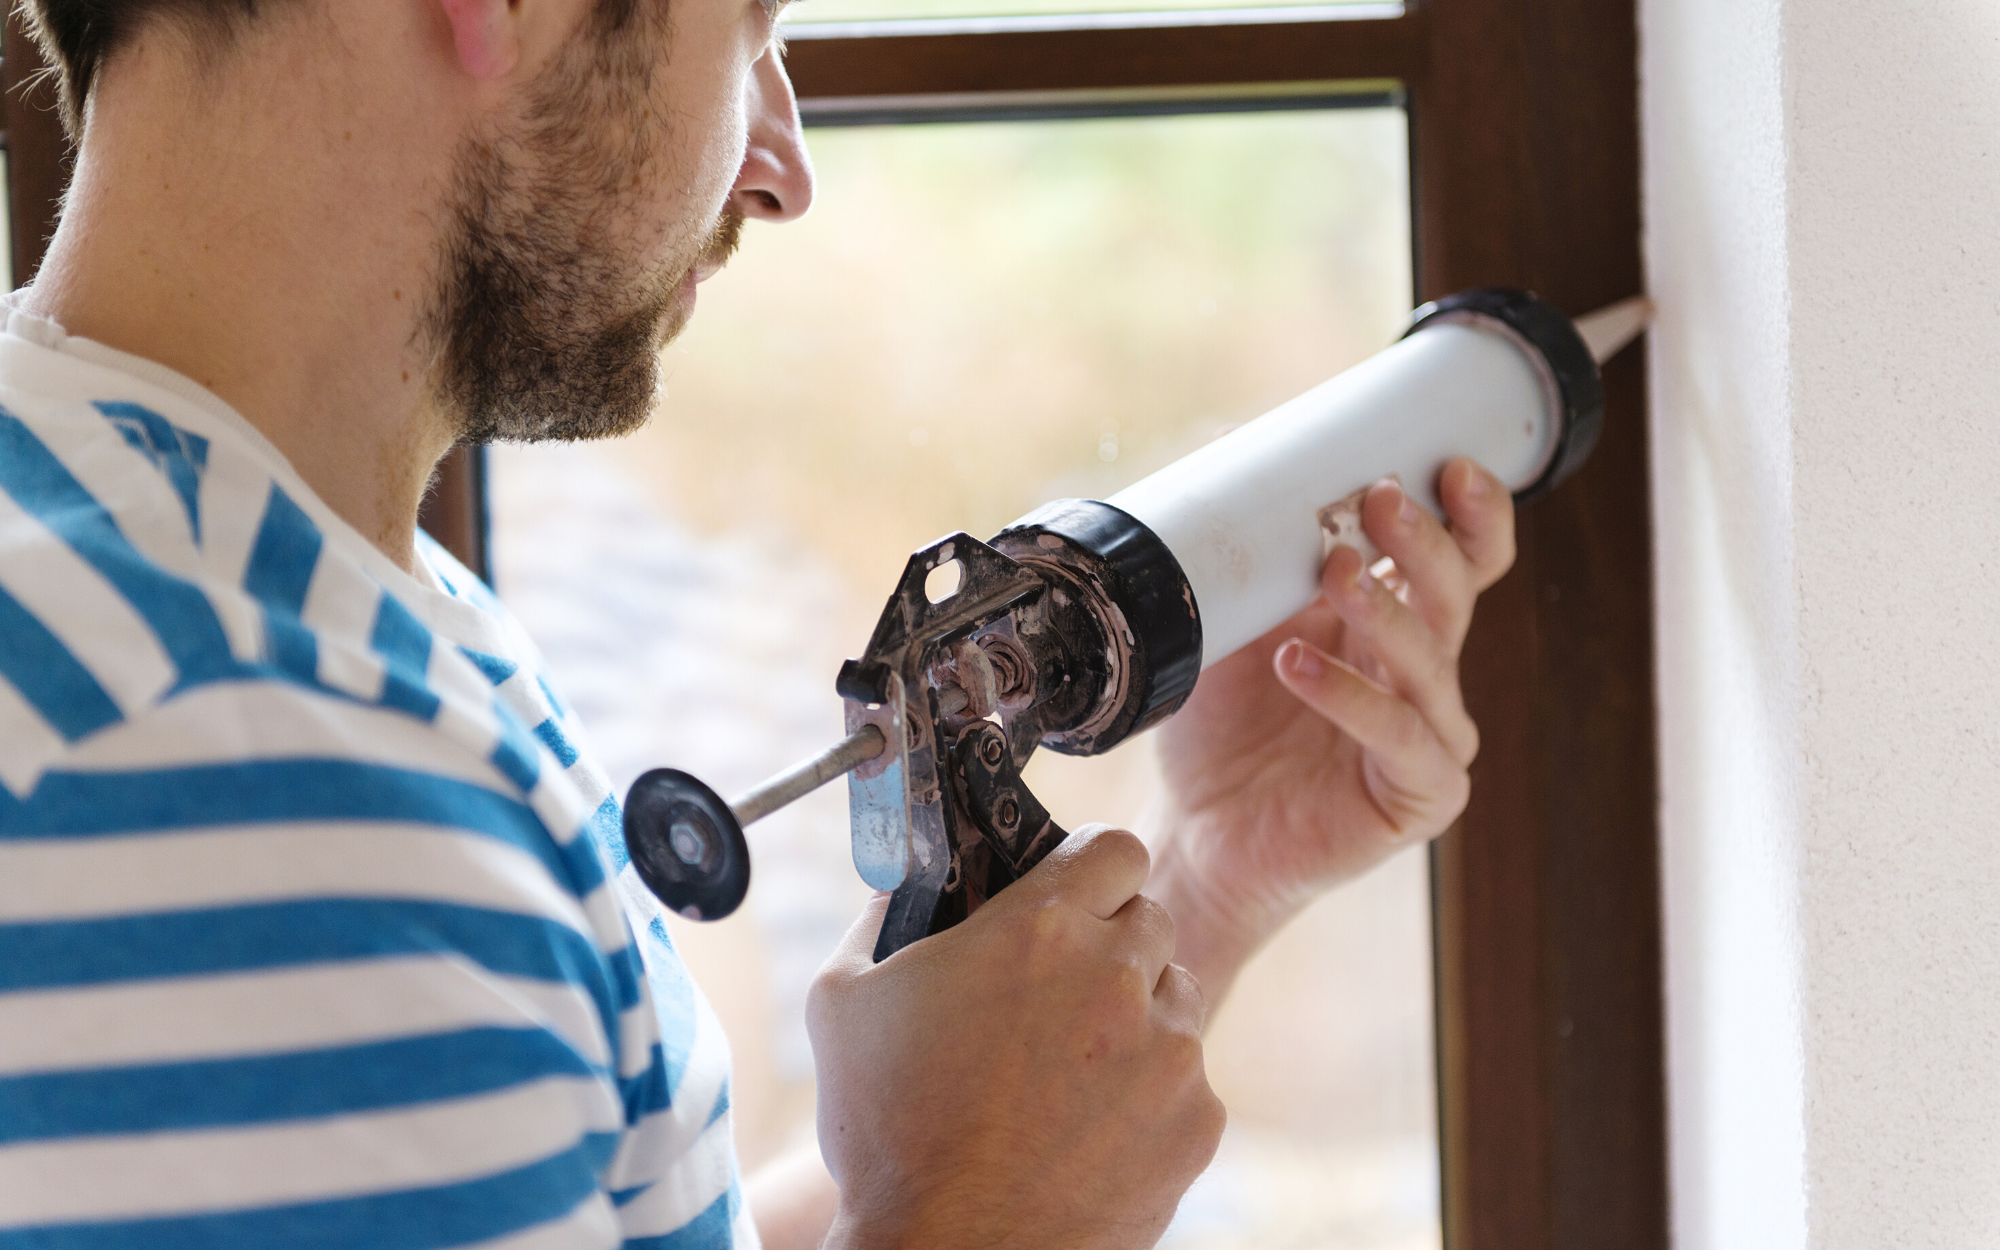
top-left (1115, 291), bottom-right (1597, 666)
top-left (993, 288), bottom-right (1649, 758)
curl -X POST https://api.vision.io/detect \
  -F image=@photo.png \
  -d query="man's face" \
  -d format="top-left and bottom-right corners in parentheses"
top-left (428, 0), bottom-right (812, 444)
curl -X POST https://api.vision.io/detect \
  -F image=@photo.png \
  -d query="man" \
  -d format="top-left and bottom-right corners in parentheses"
top-left (0, 1), bottom-right (1516, 1246)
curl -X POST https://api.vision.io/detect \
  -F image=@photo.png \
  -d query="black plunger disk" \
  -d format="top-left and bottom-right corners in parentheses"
top-left (623, 769), bottom-right (751, 922)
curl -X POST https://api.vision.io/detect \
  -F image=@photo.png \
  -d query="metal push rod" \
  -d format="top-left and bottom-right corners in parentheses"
top-left (730, 725), bottom-right (887, 826)
top-left (724, 685), bottom-right (973, 830)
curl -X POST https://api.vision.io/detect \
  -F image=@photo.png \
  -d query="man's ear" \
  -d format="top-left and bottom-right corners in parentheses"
top-left (438, 0), bottom-right (521, 80)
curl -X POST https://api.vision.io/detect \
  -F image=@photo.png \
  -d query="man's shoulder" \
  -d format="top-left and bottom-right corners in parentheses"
top-left (0, 380), bottom-right (570, 810)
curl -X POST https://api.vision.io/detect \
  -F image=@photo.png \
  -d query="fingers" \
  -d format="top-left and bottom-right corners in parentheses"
top-left (1016, 823), bottom-right (1152, 921)
top-left (1114, 893), bottom-right (1179, 995)
top-left (1358, 476), bottom-right (1476, 647)
top-left (1438, 458), bottom-right (1517, 591)
top-left (1321, 543), bottom-right (1479, 765)
top-left (1274, 637), bottom-right (1472, 833)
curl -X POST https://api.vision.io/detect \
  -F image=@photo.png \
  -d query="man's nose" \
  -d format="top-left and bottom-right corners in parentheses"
top-left (731, 47), bottom-right (814, 223)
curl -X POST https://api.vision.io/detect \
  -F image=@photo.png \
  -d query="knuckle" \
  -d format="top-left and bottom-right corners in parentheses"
top-left (804, 972), bottom-right (846, 1032)
top-left (1164, 1023), bottom-right (1206, 1075)
top-left (1428, 654), bottom-right (1459, 694)
top-left (1433, 768), bottom-right (1473, 822)
top-left (1132, 894), bottom-right (1176, 946)
top-left (1076, 825), bottom-right (1152, 880)
top-left (1097, 825), bottom-right (1150, 865)
top-left (1389, 703), bottom-right (1433, 755)
top-left (1020, 897), bottom-right (1081, 964)
top-left (1198, 1087), bottom-right (1228, 1150)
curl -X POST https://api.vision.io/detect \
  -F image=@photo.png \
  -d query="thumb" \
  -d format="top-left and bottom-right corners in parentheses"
top-left (825, 892), bottom-right (893, 977)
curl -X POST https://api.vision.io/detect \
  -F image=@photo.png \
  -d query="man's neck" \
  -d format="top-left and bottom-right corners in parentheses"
top-left (21, 23), bottom-right (465, 575)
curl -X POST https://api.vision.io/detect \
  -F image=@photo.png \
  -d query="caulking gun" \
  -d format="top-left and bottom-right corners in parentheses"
top-left (621, 287), bottom-right (1651, 962)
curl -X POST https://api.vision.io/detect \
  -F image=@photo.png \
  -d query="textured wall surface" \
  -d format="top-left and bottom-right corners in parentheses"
top-left (1642, 0), bottom-right (1806, 1244)
top-left (1645, 1), bottom-right (2000, 1245)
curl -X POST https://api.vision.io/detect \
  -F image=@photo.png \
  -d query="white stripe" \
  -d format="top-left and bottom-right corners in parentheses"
top-left (60, 682), bottom-right (514, 792)
top-left (17, 397), bottom-right (203, 582)
top-left (611, 1110), bottom-right (739, 1239)
top-left (0, 488), bottom-right (176, 714)
top-left (618, 1000), bottom-right (663, 1084)
top-left (191, 451), bottom-right (279, 661)
top-left (0, 958), bottom-right (610, 1076)
top-left (732, 1199), bottom-right (765, 1250)
top-left (579, 883), bottom-right (635, 957)
top-left (0, 675), bottom-right (65, 797)
top-left (528, 766), bottom-right (593, 846)
top-left (0, 823), bottom-right (594, 933)
top-left (429, 637), bottom-right (502, 708)
top-left (197, 444), bottom-right (276, 588)
top-left (302, 556), bottom-right (388, 701)
top-left (458, 1195), bottom-right (623, 1250)
top-left (0, 1075), bottom-right (623, 1227)
top-left (495, 665), bottom-right (557, 730)
top-left (198, 578), bottom-right (268, 666)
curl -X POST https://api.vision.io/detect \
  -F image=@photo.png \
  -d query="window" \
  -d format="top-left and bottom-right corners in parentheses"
top-left (3, 4), bottom-right (1664, 1245)
top-left (492, 103), bottom-right (1439, 1247)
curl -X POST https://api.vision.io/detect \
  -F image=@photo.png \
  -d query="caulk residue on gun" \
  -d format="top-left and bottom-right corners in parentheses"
top-left (1109, 320), bottom-right (1559, 668)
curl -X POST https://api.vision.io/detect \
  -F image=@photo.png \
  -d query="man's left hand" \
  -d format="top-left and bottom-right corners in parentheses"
top-left (1143, 457), bottom-right (1517, 1003)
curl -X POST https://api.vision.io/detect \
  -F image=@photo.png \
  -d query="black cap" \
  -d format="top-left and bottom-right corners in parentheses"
top-left (1404, 287), bottom-right (1604, 504)
top-left (992, 498), bottom-right (1202, 756)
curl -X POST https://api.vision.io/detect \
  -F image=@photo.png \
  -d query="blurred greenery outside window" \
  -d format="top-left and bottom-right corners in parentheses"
top-left (491, 49), bottom-right (1442, 1250)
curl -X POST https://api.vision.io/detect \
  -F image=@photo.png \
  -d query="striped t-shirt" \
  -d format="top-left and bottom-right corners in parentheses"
top-left (0, 305), bottom-right (754, 1248)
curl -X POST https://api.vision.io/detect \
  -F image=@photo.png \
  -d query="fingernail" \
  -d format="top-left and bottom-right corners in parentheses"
top-left (1396, 489), bottom-right (1418, 527)
top-left (1353, 563), bottom-right (1378, 594)
top-left (1283, 639), bottom-right (1324, 679)
top-left (1463, 466), bottom-right (1490, 499)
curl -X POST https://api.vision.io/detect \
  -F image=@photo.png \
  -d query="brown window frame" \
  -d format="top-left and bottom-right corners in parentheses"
top-left (3, 5), bottom-right (1663, 1244)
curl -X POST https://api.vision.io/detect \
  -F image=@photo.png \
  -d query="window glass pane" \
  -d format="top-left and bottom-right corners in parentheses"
top-left (786, 0), bottom-right (1395, 26)
top-left (491, 106), bottom-right (1435, 1249)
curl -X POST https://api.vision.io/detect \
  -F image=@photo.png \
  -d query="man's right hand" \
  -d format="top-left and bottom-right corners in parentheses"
top-left (806, 825), bottom-right (1226, 1250)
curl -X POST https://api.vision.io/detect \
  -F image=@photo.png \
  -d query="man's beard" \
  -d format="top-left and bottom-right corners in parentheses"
top-left (423, 19), bottom-right (741, 445)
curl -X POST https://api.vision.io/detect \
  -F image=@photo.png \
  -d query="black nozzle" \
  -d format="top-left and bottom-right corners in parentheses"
top-left (623, 769), bottom-right (751, 922)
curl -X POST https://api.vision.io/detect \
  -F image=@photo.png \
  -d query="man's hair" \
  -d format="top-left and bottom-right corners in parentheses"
top-left (17, 0), bottom-right (275, 138)
top-left (16, 0), bottom-right (648, 139)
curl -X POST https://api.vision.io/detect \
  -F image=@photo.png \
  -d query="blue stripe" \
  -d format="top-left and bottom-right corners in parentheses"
top-left (626, 1186), bottom-right (737, 1250)
top-left (622, 1041), bottom-right (673, 1124)
top-left (370, 597), bottom-right (441, 721)
top-left (14, 1146), bottom-right (609, 1250)
top-left (0, 900), bottom-right (625, 1030)
top-left (0, 407), bottom-right (235, 685)
top-left (586, 793), bottom-right (629, 873)
top-left (459, 647), bottom-right (518, 687)
top-left (0, 582), bottom-right (123, 742)
top-left (643, 916), bottom-right (696, 1099)
top-left (94, 402), bottom-right (208, 543)
top-left (0, 752), bottom-right (610, 905)
top-left (243, 486), bottom-right (322, 680)
top-left (492, 712), bottom-right (542, 793)
top-left (1, 758), bottom-right (561, 869)
top-left (0, 1027), bottom-right (602, 1144)
top-left (533, 718), bottom-right (580, 769)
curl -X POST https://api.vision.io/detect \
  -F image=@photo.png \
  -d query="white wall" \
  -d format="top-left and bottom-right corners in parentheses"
top-left (1644, 1), bottom-right (2000, 1245)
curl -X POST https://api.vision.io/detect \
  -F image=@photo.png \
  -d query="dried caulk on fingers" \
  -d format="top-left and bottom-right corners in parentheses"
top-left (623, 288), bottom-right (1654, 960)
